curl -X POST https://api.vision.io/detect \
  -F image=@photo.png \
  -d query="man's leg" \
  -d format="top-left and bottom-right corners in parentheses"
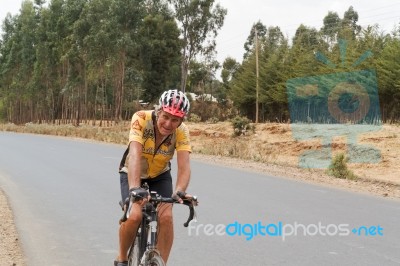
top-left (117, 203), bottom-right (142, 262)
top-left (157, 203), bottom-right (173, 263)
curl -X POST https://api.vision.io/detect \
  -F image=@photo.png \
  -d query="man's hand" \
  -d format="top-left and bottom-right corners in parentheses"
top-left (129, 187), bottom-right (149, 199)
top-left (172, 190), bottom-right (186, 203)
top-left (172, 191), bottom-right (197, 205)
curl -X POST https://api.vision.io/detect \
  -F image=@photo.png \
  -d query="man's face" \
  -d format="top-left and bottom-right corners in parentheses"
top-left (156, 110), bottom-right (183, 136)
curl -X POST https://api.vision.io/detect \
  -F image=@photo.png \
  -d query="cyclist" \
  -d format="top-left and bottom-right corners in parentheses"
top-left (115, 89), bottom-right (192, 266)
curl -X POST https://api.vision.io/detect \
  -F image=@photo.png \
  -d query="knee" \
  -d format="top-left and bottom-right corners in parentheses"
top-left (158, 207), bottom-right (173, 226)
top-left (127, 204), bottom-right (142, 223)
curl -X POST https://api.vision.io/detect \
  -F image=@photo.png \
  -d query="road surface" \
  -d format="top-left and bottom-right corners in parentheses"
top-left (0, 132), bottom-right (399, 265)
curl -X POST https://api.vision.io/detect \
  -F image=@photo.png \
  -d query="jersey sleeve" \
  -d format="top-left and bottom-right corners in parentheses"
top-left (128, 111), bottom-right (147, 145)
top-left (176, 122), bottom-right (192, 152)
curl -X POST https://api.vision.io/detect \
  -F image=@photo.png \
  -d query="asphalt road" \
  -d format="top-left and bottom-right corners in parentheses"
top-left (0, 132), bottom-right (400, 266)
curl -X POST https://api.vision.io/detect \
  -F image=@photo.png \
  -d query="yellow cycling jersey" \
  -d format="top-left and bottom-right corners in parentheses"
top-left (123, 110), bottom-right (191, 179)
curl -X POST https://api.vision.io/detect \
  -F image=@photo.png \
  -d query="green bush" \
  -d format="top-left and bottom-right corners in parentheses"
top-left (327, 153), bottom-right (357, 180)
top-left (231, 115), bottom-right (252, 136)
top-left (206, 117), bottom-right (219, 124)
top-left (189, 113), bottom-right (201, 123)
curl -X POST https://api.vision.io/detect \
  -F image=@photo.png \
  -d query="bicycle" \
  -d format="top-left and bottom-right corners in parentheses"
top-left (119, 183), bottom-right (198, 266)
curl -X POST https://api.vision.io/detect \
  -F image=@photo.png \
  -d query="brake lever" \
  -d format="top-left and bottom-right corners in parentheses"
top-left (182, 196), bottom-right (198, 227)
top-left (192, 204), bottom-right (198, 223)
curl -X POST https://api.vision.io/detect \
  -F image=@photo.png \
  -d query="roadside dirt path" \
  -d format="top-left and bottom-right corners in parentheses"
top-left (0, 188), bottom-right (25, 266)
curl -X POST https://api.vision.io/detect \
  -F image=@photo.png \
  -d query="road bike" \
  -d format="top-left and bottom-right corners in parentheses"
top-left (120, 183), bottom-right (198, 266)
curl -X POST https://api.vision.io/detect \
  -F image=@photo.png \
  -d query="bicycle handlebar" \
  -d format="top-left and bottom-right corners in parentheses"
top-left (119, 191), bottom-right (198, 228)
top-left (149, 193), bottom-right (198, 227)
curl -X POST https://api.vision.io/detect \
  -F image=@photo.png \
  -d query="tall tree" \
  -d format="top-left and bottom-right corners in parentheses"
top-left (321, 11), bottom-right (341, 46)
top-left (3, 1), bottom-right (38, 123)
top-left (340, 6), bottom-right (361, 40)
top-left (0, 13), bottom-right (18, 122)
top-left (221, 57), bottom-right (239, 88)
top-left (139, 14), bottom-right (181, 102)
top-left (109, 0), bottom-right (146, 121)
top-left (243, 21), bottom-right (267, 59)
top-left (377, 35), bottom-right (400, 121)
top-left (168, 0), bottom-right (226, 92)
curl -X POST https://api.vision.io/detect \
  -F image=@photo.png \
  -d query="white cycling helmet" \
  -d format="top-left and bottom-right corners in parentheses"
top-left (159, 89), bottom-right (190, 118)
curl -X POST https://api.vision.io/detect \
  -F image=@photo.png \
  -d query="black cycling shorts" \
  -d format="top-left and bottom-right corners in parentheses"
top-left (119, 171), bottom-right (173, 202)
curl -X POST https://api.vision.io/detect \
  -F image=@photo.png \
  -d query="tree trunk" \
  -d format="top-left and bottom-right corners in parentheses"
top-left (115, 51), bottom-right (125, 122)
top-left (181, 57), bottom-right (189, 92)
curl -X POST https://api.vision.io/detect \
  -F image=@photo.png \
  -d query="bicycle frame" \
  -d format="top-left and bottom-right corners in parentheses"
top-left (139, 198), bottom-right (164, 265)
top-left (126, 200), bottom-right (162, 266)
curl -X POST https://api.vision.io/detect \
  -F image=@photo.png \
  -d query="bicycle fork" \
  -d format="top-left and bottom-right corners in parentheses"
top-left (140, 204), bottom-right (162, 265)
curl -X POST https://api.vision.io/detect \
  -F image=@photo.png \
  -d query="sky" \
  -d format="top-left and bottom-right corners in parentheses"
top-left (1, 0), bottom-right (400, 65)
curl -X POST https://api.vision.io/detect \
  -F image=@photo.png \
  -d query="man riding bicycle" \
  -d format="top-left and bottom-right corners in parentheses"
top-left (115, 89), bottom-right (192, 266)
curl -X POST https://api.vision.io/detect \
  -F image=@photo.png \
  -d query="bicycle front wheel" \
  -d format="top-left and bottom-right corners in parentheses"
top-left (128, 236), bottom-right (141, 266)
top-left (147, 253), bottom-right (165, 266)
top-left (128, 222), bottom-right (147, 266)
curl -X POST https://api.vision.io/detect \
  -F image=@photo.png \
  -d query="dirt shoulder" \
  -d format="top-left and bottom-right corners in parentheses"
top-left (0, 188), bottom-right (25, 266)
top-left (191, 153), bottom-right (400, 199)
top-left (188, 122), bottom-right (400, 200)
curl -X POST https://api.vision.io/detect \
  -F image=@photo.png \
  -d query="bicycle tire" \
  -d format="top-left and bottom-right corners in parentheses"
top-left (128, 235), bottom-right (140, 266)
top-left (128, 222), bottom-right (147, 266)
top-left (146, 252), bottom-right (165, 266)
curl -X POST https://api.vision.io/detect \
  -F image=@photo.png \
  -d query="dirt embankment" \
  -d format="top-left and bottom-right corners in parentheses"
top-left (187, 122), bottom-right (400, 199)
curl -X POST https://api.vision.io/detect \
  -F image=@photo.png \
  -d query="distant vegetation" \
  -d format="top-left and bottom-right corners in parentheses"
top-left (0, 121), bottom-right (129, 144)
top-left (1, 2), bottom-right (400, 125)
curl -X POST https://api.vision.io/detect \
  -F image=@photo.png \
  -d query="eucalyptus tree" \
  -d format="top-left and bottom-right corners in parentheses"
top-left (187, 60), bottom-right (209, 95)
top-left (229, 54), bottom-right (257, 119)
top-left (221, 56), bottom-right (240, 92)
top-left (0, 1), bottom-right (38, 123)
top-left (32, 0), bottom-right (69, 123)
top-left (258, 26), bottom-right (289, 121)
top-left (168, 0), bottom-right (227, 92)
top-left (72, 0), bottom-right (115, 125)
top-left (138, 13), bottom-right (181, 103)
top-left (230, 24), bottom-right (289, 121)
top-left (243, 21), bottom-right (267, 59)
top-left (289, 24), bottom-right (321, 78)
top-left (340, 6), bottom-right (361, 40)
top-left (321, 11), bottom-right (341, 47)
top-left (0, 14), bottom-right (18, 122)
top-left (109, 0), bottom-right (146, 121)
top-left (229, 22), bottom-right (265, 120)
top-left (376, 34), bottom-right (400, 122)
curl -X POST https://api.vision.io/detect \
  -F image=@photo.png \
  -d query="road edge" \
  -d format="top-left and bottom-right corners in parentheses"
top-left (0, 187), bottom-right (26, 266)
top-left (191, 153), bottom-right (400, 200)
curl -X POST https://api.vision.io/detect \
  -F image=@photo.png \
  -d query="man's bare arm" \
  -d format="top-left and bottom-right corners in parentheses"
top-left (128, 141), bottom-right (143, 189)
top-left (175, 150), bottom-right (191, 193)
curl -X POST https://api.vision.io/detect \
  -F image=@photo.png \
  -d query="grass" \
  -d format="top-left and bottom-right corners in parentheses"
top-left (0, 122), bottom-right (130, 145)
top-left (0, 121), bottom-right (282, 165)
top-left (327, 153), bottom-right (358, 180)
